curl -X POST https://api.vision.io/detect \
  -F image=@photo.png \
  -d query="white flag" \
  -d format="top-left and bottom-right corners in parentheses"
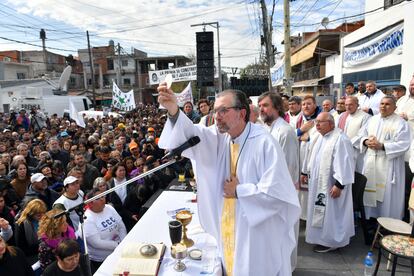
top-left (69, 100), bottom-right (86, 128)
top-left (176, 82), bottom-right (193, 107)
top-left (112, 81), bottom-right (136, 111)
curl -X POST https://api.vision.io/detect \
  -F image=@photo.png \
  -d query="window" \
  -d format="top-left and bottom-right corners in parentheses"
top-left (16, 73), bottom-right (25, 79)
top-left (122, 60), bottom-right (128, 67)
top-left (107, 59), bottom-right (114, 70)
top-left (384, 0), bottom-right (405, 9)
top-left (3, 57), bottom-right (11, 62)
top-left (70, 77), bottom-right (76, 85)
top-left (123, 78), bottom-right (131, 85)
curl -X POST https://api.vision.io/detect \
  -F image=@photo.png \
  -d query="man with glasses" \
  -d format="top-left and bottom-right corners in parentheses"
top-left (302, 112), bottom-right (355, 253)
top-left (157, 85), bottom-right (300, 276)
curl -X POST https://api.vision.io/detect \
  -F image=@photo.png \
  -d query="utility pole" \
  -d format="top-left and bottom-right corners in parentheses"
top-left (117, 42), bottom-right (122, 86)
top-left (190, 22), bottom-right (222, 92)
top-left (40, 29), bottom-right (47, 73)
top-left (260, 0), bottom-right (274, 92)
top-left (284, 0), bottom-right (293, 95)
top-left (86, 31), bottom-right (97, 108)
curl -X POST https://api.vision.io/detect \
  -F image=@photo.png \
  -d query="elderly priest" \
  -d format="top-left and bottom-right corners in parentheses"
top-left (302, 112), bottom-right (355, 253)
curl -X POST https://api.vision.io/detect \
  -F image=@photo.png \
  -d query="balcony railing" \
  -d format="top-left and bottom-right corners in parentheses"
top-left (292, 66), bottom-right (320, 82)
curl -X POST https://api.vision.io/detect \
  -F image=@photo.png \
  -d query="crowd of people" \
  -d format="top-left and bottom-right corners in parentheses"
top-left (0, 74), bottom-right (413, 275)
top-left (0, 104), bottom-right (183, 275)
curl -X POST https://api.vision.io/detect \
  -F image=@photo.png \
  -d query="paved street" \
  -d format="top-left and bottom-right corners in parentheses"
top-left (294, 221), bottom-right (412, 275)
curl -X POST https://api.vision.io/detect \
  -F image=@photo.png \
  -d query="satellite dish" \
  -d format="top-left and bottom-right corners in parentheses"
top-left (321, 17), bottom-right (329, 29)
top-left (58, 65), bottom-right (72, 91)
top-left (43, 65), bottom-right (72, 95)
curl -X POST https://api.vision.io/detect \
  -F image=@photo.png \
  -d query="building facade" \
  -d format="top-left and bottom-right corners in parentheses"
top-left (327, 0), bottom-right (413, 93)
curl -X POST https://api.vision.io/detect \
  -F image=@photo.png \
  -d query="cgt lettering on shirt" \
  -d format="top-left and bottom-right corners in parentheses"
top-left (101, 217), bottom-right (116, 228)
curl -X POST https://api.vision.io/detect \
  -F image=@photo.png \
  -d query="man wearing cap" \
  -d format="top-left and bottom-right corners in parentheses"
top-left (21, 173), bottom-right (59, 210)
top-left (128, 141), bottom-right (141, 161)
top-left (53, 176), bottom-right (84, 232)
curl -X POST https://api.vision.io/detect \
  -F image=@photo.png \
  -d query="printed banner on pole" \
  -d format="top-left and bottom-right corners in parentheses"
top-left (176, 82), bottom-right (193, 107)
top-left (158, 82), bottom-right (193, 109)
top-left (69, 100), bottom-right (86, 128)
top-left (271, 57), bottom-right (285, 87)
top-left (149, 65), bottom-right (197, 85)
top-left (112, 81), bottom-right (136, 111)
top-left (343, 23), bottom-right (404, 68)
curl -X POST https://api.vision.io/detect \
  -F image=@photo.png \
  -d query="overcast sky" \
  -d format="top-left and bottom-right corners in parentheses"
top-left (0, 0), bottom-right (365, 69)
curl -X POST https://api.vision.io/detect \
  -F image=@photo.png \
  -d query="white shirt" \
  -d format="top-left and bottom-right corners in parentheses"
top-left (53, 190), bottom-right (84, 232)
top-left (114, 178), bottom-right (127, 204)
top-left (83, 204), bottom-right (127, 262)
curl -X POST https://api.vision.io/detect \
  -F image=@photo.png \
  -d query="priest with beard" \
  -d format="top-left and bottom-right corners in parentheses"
top-left (157, 85), bottom-right (300, 276)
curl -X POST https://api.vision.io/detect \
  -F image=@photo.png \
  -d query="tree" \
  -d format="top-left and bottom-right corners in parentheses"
top-left (240, 62), bottom-right (268, 79)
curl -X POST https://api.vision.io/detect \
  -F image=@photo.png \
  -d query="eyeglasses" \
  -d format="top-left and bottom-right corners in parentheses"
top-left (213, 106), bottom-right (239, 117)
top-left (315, 120), bottom-right (331, 124)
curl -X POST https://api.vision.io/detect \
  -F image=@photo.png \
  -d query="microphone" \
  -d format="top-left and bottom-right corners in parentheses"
top-left (161, 136), bottom-right (200, 160)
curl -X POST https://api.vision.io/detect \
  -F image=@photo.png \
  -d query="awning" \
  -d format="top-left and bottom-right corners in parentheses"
top-left (291, 39), bottom-right (319, 67)
top-left (292, 78), bottom-right (320, 88)
top-left (292, 75), bottom-right (332, 88)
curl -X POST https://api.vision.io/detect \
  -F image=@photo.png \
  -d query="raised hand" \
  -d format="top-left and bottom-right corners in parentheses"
top-left (157, 82), bottom-right (179, 116)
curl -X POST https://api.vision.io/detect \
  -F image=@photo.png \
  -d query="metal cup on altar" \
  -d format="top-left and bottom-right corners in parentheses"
top-left (176, 210), bottom-right (194, 247)
top-left (171, 243), bottom-right (188, 272)
top-left (168, 220), bottom-right (182, 245)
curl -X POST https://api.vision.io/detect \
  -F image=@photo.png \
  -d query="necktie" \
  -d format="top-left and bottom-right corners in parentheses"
top-left (221, 142), bottom-right (239, 276)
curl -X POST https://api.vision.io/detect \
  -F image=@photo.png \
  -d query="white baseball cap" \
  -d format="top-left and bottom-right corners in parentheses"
top-left (63, 176), bottom-right (78, 186)
top-left (31, 173), bottom-right (46, 183)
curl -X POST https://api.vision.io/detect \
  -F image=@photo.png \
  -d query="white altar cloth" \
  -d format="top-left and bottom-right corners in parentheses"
top-left (94, 191), bottom-right (222, 276)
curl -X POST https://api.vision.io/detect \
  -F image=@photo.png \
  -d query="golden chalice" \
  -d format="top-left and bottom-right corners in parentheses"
top-left (176, 210), bottom-right (194, 247)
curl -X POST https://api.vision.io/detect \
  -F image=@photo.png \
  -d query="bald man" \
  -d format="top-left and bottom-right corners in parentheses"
top-left (302, 112), bottom-right (355, 252)
top-left (360, 96), bottom-right (411, 219)
top-left (337, 96), bottom-right (371, 173)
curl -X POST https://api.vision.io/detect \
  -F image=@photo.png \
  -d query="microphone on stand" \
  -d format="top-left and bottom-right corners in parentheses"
top-left (161, 136), bottom-right (200, 161)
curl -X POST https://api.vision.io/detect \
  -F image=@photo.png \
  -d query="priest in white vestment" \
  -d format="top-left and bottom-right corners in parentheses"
top-left (337, 96), bottom-right (371, 173)
top-left (258, 91), bottom-right (300, 270)
top-left (258, 92), bottom-right (299, 185)
top-left (284, 96), bottom-right (302, 128)
top-left (302, 112), bottom-right (355, 252)
top-left (157, 86), bottom-right (301, 276)
top-left (395, 78), bottom-right (414, 221)
top-left (360, 95), bottom-right (411, 219)
top-left (359, 80), bottom-right (385, 115)
top-left (298, 96), bottom-right (322, 220)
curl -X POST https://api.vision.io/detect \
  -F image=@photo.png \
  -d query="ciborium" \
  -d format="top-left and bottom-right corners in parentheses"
top-left (171, 243), bottom-right (187, 272)
top-left (176, 210), bottom-right (194, 247)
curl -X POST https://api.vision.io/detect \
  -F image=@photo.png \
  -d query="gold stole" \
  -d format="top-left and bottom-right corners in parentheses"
top-left (221, 142), bottom-right (239, 276)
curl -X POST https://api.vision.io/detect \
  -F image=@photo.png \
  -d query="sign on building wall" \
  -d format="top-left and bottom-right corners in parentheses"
top-left (149, 65), bottom-right (197, 85)
top-left (343, 23), bottom-right (404, 68)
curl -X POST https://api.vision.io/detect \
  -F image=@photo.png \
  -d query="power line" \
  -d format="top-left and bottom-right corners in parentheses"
top-left (0, 36), bottom-right (74, 52)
